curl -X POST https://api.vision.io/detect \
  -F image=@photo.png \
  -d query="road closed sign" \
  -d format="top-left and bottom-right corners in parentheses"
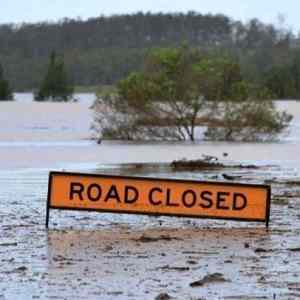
top-left (46, 171), bottom-right (271, 228)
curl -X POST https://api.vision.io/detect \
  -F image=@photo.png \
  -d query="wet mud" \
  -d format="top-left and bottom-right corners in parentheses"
top-left (1, 165), bottom-right (300, 300)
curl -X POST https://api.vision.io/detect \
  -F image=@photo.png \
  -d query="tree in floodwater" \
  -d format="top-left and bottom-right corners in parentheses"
top-left (35, 51), bottom-right (74, 101)
top-left (0, 63), bottom-right (13, 100)
top-left (204, 85), bottom-right (293, 141)
top-left (92, 45), bottom-right (292, 142)
top-left (93, 45), bottom-right (209, 141)
top-left (196, 60), bottom-right (293, 141)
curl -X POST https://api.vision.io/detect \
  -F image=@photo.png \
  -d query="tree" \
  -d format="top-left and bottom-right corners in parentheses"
top-left (92, 46), bottom-right (292, 142)
top-left (35, 51), bottom-right (74, 101)
top-left (204, 89), bottom-right (293, 141)
top-left (265, 65), bottom-right (296, 99)
top-left (290, 50), bottom-right (300, 98)
top-left (93, 46), bottom-right (208, 141)
top-left (0, 63), bottom-right (13, 100)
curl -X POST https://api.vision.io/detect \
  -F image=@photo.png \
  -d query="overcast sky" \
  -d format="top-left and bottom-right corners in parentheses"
top-left (1, 0), bottom-right (299, 32)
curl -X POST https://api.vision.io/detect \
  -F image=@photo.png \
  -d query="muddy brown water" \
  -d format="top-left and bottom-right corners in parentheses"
top-left (1, 97), bottom-right (300, 299)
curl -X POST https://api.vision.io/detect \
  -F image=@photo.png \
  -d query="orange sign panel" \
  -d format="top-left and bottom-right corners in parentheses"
top-left (46, 171), bottom-right (271, 228)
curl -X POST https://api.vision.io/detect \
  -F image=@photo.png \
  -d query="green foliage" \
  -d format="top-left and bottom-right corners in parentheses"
top-left (204, 99), bottom-right (292, 141)
top-left (93, 46), bottom-right (292, 142)
top-left (0, 63), bottom-right (13, 100)
top-left (193, 57), bottom-right (243, 101)
top-left (35, 52), bottom-right (74, 101)
top-left (290, 51), bottom-right (300, 97)
top-left (265, 65), bottom-right (297, 99)
top-left (264, 50), bottom-right (300, 99)
top-left (93, 46), bottom-right (205, 141)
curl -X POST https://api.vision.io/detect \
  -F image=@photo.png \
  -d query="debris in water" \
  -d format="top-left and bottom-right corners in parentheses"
top-left (155, 293), bottom-right (172, 300)
top-left (254, 248), bottom-right (269, 253)
top-left (170, 158), bottom-right (261, 171)
top-left (190, 273), bottom-right (229, 287)
top-left (288, 247), bottom-right (300, 252)
top-left (134, 235), bottom-right (181, 243)
top-left (186, 260), bottom-right (197, 265)
top-left (158, 265), bottom-right (190, 272)
top-left (9, 266), bottom-right (28, 273)
top-left (222, 173), bottom-right (242, 181)
top-left (0, 242), bottom-right (18, 247)
top-left (171, 158), bottom-right (224, 170)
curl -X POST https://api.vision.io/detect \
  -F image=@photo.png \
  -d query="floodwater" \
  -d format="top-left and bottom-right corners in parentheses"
top-left (1, 94), bottom-right (300, 299)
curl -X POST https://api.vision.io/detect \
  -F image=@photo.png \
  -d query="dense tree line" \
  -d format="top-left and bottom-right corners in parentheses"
top-left (0, 12), bottom-right (300, 97)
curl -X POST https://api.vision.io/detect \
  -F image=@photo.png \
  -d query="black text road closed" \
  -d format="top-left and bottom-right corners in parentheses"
top-left (46, 171), bottom-right (271, 227)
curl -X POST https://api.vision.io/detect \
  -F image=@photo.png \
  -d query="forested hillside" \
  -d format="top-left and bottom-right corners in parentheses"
top-left (0, 12), bottom-right (298, 92)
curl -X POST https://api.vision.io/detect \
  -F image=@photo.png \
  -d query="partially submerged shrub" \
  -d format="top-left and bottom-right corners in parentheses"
top-left (92, 93), bottom-right (182, 141)
top-left (204, 100), bottom-right (292, 141)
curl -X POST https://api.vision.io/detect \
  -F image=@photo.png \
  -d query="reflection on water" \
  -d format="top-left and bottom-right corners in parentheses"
top-left (13, 92), bottom-right (97, 104)
top-left (0, 140), bottom-right (94, 147)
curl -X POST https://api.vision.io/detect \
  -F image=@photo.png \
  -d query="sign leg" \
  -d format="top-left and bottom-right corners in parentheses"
top-left (46, 205), bottom-right (50, 229)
